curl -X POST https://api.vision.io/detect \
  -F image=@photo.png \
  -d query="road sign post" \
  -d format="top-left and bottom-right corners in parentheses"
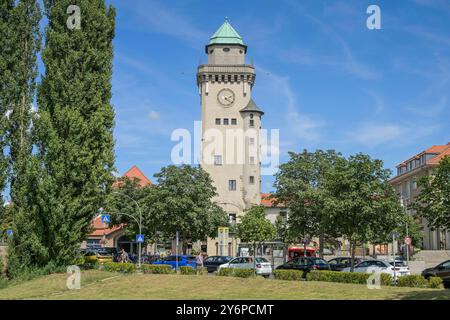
top-left (176, 231), bottom-right (179, 272)
top-left (391, 232), bottom-right (400, 285)
top-left (218, 227), bottom-right (229, 256)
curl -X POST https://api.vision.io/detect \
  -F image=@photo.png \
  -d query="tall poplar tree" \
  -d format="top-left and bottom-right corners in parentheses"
top-left (3, 1), bottom-right (48, 276)
top-left (0, 1), bottom-right (15, 224)
top-left (33, 0), bottom-right (116, 266)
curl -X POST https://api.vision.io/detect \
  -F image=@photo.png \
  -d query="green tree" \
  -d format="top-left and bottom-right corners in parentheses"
top-left (25, 0), bottom-right (116, 268)
top-left (273, 150), bottom-right (343, 257)
top-left (237, 205), bottom-right (276, 265)
top-left (325, 154), bottom-right (403, 271)
top-left (0, 1), bottom-right (46, 276)
top-left (146, 165), bottom-right (227, 254)
top-left (412, 156), bottom-right (450, 231)
top-left (0, 1), bottom-right (15, 228)
top-left (106, 177), bottom-right (159, 247)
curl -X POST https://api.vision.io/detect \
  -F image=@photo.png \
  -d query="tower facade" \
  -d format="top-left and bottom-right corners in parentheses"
top-left (197, 19), bottom-right (263, 233)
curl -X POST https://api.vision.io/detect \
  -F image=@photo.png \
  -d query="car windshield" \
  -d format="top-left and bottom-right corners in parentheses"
top-left (390, 261), bottom-right (406, 267)
top-left (314, 258), bottom-right (328, 264)
top-left (256, 257), bottom-right (269, 263)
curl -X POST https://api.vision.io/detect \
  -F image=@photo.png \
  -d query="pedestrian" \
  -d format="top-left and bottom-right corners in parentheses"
top-left (196, 251), bottom-right (204, 268)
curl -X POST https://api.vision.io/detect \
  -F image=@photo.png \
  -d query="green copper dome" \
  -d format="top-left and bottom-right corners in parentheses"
top-left (208, 18), bottom-right (245, 46)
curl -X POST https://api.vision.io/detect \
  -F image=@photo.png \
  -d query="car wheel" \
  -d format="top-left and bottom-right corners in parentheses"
top-left (444, 281), bottom-right (450, 289)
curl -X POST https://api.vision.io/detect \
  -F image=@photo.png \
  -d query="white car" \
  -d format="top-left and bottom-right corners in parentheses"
top-left (218, 256), bottom-right (272, 277)
top-left (342, 259), bottom-right (410, 279)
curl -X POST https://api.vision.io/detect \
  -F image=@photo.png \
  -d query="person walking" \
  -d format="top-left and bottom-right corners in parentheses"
top-left (196, 251), bottom-right (204, 268)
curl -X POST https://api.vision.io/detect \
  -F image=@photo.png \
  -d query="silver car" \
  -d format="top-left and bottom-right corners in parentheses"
top-left (218, 256), bottom-right (272, 277)
top-left (342, 259), bottom-right (410, 279)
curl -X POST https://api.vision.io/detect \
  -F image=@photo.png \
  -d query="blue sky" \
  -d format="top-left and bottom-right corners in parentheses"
top-left (107, 0), bottom-right (450, 192)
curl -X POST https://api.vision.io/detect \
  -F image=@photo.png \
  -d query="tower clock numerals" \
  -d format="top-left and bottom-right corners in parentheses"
top-left (217, 88), bottom-right (235, 107)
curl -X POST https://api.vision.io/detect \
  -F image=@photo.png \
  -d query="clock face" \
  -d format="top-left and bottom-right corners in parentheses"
top-left (217, 88), bottom-right (235, 106)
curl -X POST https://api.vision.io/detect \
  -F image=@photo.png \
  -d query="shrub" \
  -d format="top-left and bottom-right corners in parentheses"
top-left (217, 268), bottom-right (234, 277)
top-left (397, 275), bottom-right (428, 288)
top-left (306, 270), bottom-right (368, 284)
top-left (274, 269), bottom-right (303, 281)
top-left (102, 262), bottom-right (136, 274)
top-left (180, 266), bottom-right (197, 275)
top-left (380, 273), bottom-right (393, 286)
top-left (427, 277), bottom-right (443, 289)
top-left (233, 268), bottom-right (255, 278)
top-left (141, 264), bottom-right (173, 274)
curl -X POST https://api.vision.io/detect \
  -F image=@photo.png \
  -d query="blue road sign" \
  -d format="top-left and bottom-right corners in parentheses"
top-left (136, 234), bottom-right (145, 243)
top-left (101, 214), bottom-right (110, 223)
top-left (7, 229), bottom-right (13, 236)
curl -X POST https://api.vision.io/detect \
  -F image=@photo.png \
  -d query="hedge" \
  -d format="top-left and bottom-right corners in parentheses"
top-left (179, 266), bottom-right (208, 275)
top-left (398, 275), bottom-right (443, 289)
top-left (306, 270), bottom-right (392, 286)
top-left (274, 270), bottom-right (303, 281)
top-left (233, 268), bottom-right (256, 278)
top-left (141, 264), bottom-right (174, 274)
top-left (102, 262), bottom-right (136, 274)
top-left (217, 268), bottom-right (234, 277)
top-left (217, 267), bottom-right (255, 278)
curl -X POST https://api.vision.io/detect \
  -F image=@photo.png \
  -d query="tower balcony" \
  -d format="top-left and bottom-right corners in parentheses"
top-left (196, 64), bottom-right (256, 87)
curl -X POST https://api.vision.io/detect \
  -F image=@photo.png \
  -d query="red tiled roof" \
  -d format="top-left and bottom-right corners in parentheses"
top-left (396, 142), bottom-right (450, 167)
top-left (260, 193), bottom-right (284, 208)
top-left (113, 165), bottom-right (152, 188)
top-left (428, 146), bottom-right (450, 165)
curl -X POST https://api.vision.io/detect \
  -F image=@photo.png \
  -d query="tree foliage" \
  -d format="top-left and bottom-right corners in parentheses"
top-left (412, 156), bottom-right (450, 230)
top-left (273, 150), bottom-right (343, 248)
top-left (107, 166), bottom-right (228, 253)
top-left (0, 0), bottom-right (45, 276)
top-left (325, 153), bottom-right (403, 270)
top-left (237, 205), bottom-right (276, 244)
top-left (106, 177), bottom-right (158, 243)
top-left (8, 0), bottom-right (117, 274)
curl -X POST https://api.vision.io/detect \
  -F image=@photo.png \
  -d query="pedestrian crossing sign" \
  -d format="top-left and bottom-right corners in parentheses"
top-left (136, 234), bottom-right (145, 243)
top-left (101, 214), bottom-right (110, 223)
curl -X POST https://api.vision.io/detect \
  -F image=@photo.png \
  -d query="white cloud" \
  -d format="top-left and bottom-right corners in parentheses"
top-left (148, 110), bottom-right (160, 120)
top-left (350, 122), bottom-right (440, 147)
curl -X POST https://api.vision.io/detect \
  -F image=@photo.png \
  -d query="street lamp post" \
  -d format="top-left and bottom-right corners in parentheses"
top-left (108, 191), bottom-right (143, 269)
top-left (400, 196), bottom-right (410, 266)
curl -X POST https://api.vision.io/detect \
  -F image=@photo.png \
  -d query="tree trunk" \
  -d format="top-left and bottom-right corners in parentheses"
top-left (182, 235), bottom-right (188, 255)
top-left (319, 234), bottom-right (324, 258)
top-left (350, 240), bottom-right (356, 272)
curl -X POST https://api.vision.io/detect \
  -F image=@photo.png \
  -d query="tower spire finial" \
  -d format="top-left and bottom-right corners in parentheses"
top-left (225, 16), bottom-right (228, 22)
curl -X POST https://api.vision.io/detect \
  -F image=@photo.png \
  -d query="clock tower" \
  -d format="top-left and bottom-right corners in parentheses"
top-left (197, 18), bottom-right (263, 244)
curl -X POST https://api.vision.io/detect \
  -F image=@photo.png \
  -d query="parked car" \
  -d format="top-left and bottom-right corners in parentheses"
top-left (422, 260), bottom-right (450, 289)
top-left (276, 257), bottom-right (330, 278)
top-left (218, 256), bottom-right (272, 277)
top-left (141, 254), bottom-right (161, 264)
top-left (342, 259), bottom-right (410, 279)
top-left (327, 257), bottom-right (364, 271)
top-left (83, 248), bottom-right (114, 264)
top-left (152, 255), bottom-right (197, 269)
top-left (203, 256), bottom-right (233, 273)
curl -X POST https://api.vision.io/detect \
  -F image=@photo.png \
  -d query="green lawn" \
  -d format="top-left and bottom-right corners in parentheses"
top-left (0, 270), bottom-right (449, 300)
